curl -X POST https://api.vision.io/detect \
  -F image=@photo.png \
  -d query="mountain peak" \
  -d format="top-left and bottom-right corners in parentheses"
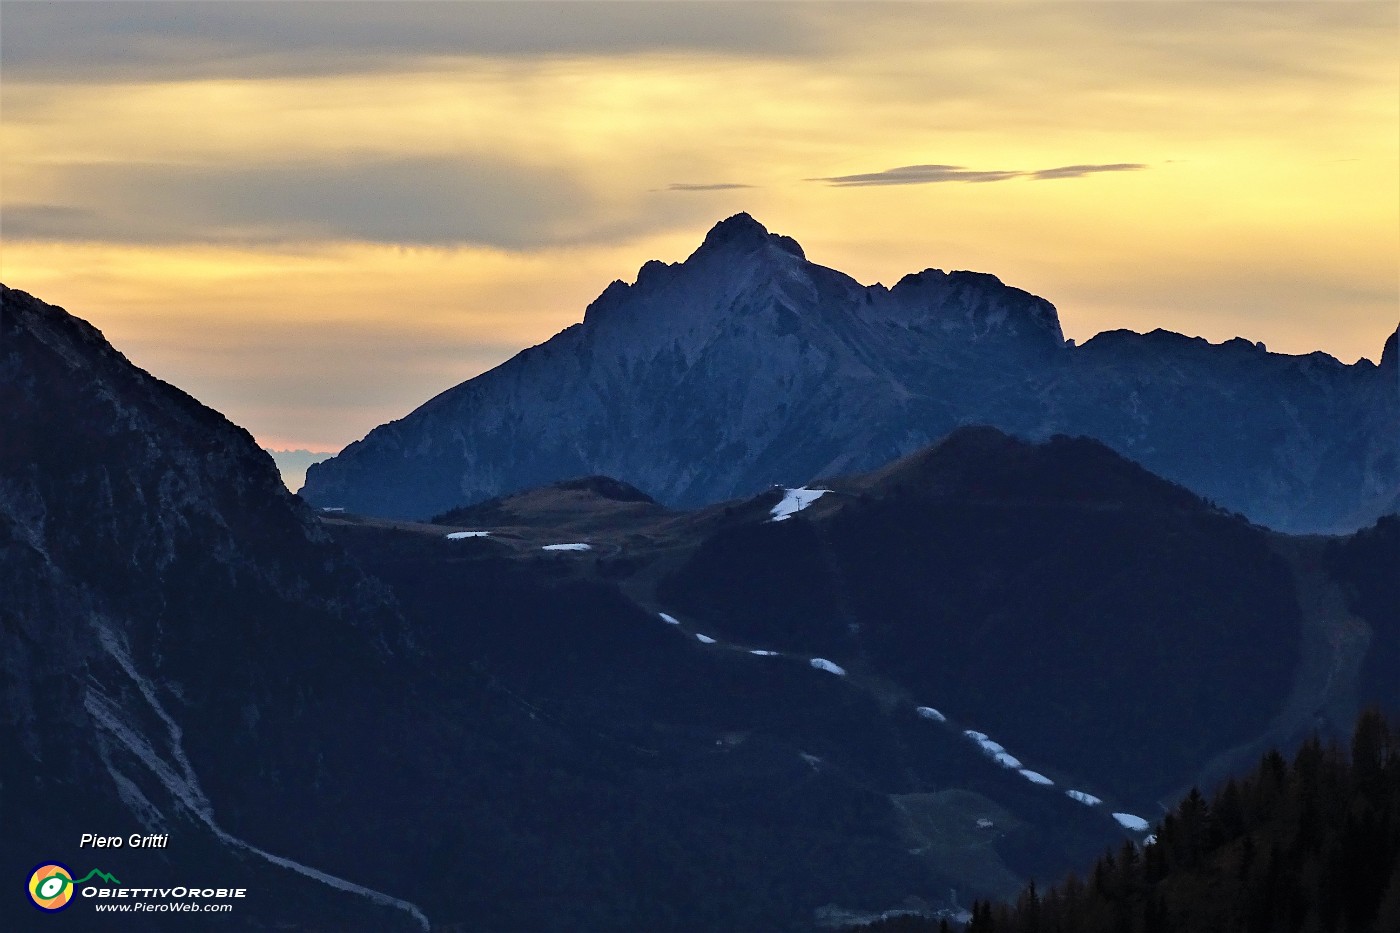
top-left (702, 211), bottom-right (768, 244)
top-left (696, 212), bottom-right (805, 259)
top-left (858, 426), bottom-right (1206, 514)
top-left (887, 267), bottom-right (1064, 348)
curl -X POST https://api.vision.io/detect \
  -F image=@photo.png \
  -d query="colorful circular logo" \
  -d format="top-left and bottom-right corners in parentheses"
top-left (28, 863), bottom-right (75, 912)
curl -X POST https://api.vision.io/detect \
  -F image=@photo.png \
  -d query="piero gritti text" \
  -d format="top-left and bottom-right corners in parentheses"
top-left (81, 832), bottom-right (170, 848)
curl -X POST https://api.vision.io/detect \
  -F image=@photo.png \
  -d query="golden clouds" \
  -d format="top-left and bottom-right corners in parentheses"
top-left (1, 3), bottom-right (1395, 449)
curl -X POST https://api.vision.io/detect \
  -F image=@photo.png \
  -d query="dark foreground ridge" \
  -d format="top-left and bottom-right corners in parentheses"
top-left (1, 284), bottom-right (427, 931)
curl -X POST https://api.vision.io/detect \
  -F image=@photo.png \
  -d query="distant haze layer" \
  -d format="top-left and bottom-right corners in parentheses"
top-left (265, 449), bottom-right (334, 492)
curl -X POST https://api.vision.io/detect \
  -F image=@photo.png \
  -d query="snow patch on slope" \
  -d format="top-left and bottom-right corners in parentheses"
top-left (963, 730), bottom-right (1023, 769)
top-left (1113, 812), bottom-right (1152, 832)
top-left (769, 487), bottom-right (830, 522)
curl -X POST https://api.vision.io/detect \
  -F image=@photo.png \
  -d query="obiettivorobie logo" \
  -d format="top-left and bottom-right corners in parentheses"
top-left (28, 862), bottom-right (121, 912)
top-left (27, 860), bottom-right (247, 916)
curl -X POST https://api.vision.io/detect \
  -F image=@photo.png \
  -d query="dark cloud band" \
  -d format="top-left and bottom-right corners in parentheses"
top-left (3, 157), bottom-right (727, 250)
top-left (4, 158), bottom-right (590, 247)
top-left (666, 183), bottom-right (755, 192)
top-left (1, 2), bottom-right (816, 82)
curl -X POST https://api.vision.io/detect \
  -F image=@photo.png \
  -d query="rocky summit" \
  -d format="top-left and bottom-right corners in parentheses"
top-left (301, 214), bottom-right (1399, 534)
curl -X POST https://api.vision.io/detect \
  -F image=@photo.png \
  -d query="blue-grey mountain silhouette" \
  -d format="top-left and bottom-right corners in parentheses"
top-left (302, 214), bottom-right (1399, 534)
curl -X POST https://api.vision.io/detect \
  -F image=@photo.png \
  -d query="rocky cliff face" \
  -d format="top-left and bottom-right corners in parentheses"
top-left (302, 214), bottom-right (1398, 533)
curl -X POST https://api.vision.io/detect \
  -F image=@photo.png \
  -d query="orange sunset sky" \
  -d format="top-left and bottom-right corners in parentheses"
top-left (2, 1), bottom-right (1397, 452)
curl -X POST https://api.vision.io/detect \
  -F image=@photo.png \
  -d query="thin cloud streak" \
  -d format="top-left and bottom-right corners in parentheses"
top-left (1029, 163), bottom-right (1148, 180)
top-left (666, 183), bottom-right (755, 192)
top-left (812, 162), bottom-right (1148, 187)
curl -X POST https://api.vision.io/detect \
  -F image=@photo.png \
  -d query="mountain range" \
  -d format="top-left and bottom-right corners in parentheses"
top-left (6, 278), bottom-right (1398, 929)
top-left (302, 213), bottom-right (1399, 534)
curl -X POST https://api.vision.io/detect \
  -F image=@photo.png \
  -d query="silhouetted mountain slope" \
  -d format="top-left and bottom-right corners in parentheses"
top-left (327, 518), bottom-right (1127, 929)
top-left (333, 424), bottom-right (1394, 926)
top-left (302, 214), bottom-right (1399, 533)
top-left (1328, 516), bottom-right (1400, 712)
top-left (337, 425), bottom-right (1394, 928)
top-left (854, 425), bottom-right (1207, 510)
top-left (2, 285), bottom-right (431, 931)
top-left (656, 429), bottom-right (1305, 805)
